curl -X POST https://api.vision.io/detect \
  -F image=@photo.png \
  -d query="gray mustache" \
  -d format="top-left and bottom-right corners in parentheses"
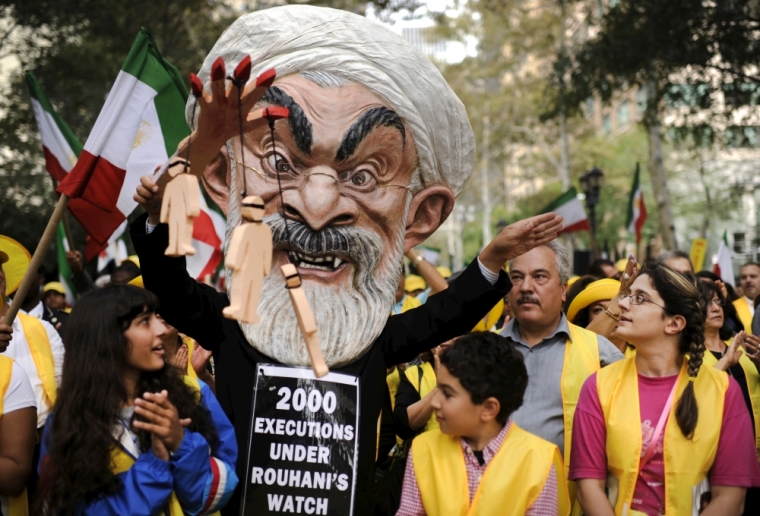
top-left (518, 295), bottom-right (540, 305)
top-left (265, 213), bottom-right (384, 266)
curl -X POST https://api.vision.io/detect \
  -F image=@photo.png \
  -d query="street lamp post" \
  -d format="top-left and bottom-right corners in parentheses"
top-left (580, 166), bottom-right (604, 257)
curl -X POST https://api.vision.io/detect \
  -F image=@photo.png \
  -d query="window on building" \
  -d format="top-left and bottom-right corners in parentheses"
top-left (734, 232), bottom-right (747, 254)
top-left (617, 100), bottom-right (631, 127)
top-left (602, 113), bottom-right (611, 136)
top-left (585, 97), bottom-right (595, 117)
top-left (722, 82), bottom-right (759, 108)
top-left (664, 82), bottom-right (711, 109)
top-left (726, 126), bottom-right (760, 148)
top-left (636, 89), bottom-right (647, 118)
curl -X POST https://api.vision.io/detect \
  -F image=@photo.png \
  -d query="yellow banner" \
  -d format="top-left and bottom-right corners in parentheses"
top-left (690, 238), bottom-right (708, 272)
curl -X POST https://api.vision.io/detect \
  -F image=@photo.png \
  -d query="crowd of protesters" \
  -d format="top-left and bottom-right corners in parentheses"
top-left (2, 229), bottom-right (760, 515)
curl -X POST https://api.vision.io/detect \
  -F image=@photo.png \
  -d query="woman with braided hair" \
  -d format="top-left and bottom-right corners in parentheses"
top-left (568, 262), bottom-right (760, 516)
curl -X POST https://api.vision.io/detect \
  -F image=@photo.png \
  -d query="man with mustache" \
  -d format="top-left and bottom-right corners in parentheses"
top-left (500, 240), bottom-right (623, 508)
top-left (131, 5), bottom-right (562, 514)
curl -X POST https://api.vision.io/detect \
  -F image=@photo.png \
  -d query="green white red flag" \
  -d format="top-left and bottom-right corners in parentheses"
top-left (713, 231), bottom-right (735, 287)
top-left (542, 187), bottom-right (590, 234)
top-left (626, 163), bottom-right (647, 245)
top-left (29, 30), bottom-right (224, 278)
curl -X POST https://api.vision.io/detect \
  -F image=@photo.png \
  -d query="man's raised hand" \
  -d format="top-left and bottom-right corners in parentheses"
top-left (479, 213), bottom-right (564, 274)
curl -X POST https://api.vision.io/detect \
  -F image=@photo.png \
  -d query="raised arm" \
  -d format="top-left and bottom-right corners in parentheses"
top-left (131, 176), bottom-right (227, 354)
top-left (381, 214), bottom-right (563, 366)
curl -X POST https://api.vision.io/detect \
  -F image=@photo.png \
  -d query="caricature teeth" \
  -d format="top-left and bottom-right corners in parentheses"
top-left (290, 251), bottom-right (345, 271)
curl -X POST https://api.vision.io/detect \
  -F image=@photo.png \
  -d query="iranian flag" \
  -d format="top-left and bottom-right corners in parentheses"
top-left (57, 27), bottom-right (190, 248)
top-left (626, 163), bottom-right (647, 245)
top-left (31, 29), bottom-right (225, 278)
top-left (542, 187), bottom-right (590, 234)
top-left (713, 231), bottom-right (735, 287)
top-left (55, 224), bottom-right (76, 305)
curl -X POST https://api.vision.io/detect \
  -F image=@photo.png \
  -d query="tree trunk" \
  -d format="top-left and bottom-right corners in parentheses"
top-left (644, 75), bottom-right (678, 251)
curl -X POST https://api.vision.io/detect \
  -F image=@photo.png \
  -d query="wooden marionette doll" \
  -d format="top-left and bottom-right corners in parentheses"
top-left (160, 158), bottom-right (201, 257)
top-left (223, 195), bottom-right (272, 324)
top-left (280, 263), bottom-right (329, 378)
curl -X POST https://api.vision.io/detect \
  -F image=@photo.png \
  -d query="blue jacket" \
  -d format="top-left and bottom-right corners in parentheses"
top-left (40, 380), bottom-right (238, 515)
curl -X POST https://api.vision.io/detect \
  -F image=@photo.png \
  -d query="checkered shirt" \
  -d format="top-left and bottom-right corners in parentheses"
top-left (396, 421), bottom-right (559, 515)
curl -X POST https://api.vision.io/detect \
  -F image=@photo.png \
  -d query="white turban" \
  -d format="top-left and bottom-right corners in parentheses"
top-left (187, 5), bottom-right (475, 196)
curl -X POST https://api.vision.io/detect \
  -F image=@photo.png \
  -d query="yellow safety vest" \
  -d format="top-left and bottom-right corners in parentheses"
top-left (702, 348), bottom-right (760, 461)
top-left (597, 358), bottom-right (727, 515)
top-left (18, 313), bottom-right (57, 408)
top-left (0, 356), bottom-right (29, 516)
top-left (182, 335), bottom-right (198, 379)
top-left (733, 297), bottom-right (754, 334)
top-left (561, 323), bottom-right (600, 513)
top-left (404, 361), bottom-right (439, 433)
top-left (111, 377), bottom-right (219, 516)
top-left (412, 424), bottom-right (570, 516)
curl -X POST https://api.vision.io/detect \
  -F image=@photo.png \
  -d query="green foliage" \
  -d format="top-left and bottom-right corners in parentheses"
top-left (552, 0), bottom-right (760, 123)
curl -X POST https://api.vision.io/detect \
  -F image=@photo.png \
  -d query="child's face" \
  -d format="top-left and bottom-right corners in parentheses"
top-left (431, 364), bottom-right (489, 438)
top-left (124, 310), bottom-right (168, 373)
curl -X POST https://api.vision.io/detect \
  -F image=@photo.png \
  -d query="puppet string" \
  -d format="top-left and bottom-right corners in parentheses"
top-left (235, 79), bottom-right (248, 198)
top-left (269, 117), bottom-right (294, 263)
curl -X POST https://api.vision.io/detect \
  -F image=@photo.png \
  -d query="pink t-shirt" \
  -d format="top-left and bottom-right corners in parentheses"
top-left (570, 371), bottom-right (760, 516)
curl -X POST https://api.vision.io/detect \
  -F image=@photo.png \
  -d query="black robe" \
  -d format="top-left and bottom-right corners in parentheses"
top-left (130, 213), bottom-right (510, 514)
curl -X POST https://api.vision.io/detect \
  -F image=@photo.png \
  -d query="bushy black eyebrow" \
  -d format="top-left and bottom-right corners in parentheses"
top-left (335, 107), bottom-right (406, 162)
top-left (261, 86), bottom-right (313, 155)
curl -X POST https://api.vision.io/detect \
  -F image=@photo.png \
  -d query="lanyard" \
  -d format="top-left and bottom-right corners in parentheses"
top-left (639, 377), bottom-right (680, 467)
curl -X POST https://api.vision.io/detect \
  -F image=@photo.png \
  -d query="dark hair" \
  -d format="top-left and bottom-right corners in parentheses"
top-left (656, 250), bottom-right (693, 272)
top-left (588, 259), bottom-right (616, 279)
top-left (695, 270), bottom-right (720, 282)
top-left (111, 262), bottom-right (141, 283)
top-left (37, 285), bottom-right (218, 515)
top-left (439, 332), bottom-right (527, 424)
top-left (640, 262), bottom-right (704, 438)
top-left (697, 281), bottom-right (734, 341)
top-left (563, 275), bottom-right (598, 322)
top-left (741, 261), bottom-right (760, 271)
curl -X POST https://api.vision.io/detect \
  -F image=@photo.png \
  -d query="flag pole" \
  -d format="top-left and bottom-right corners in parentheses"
top-left (3, 194), bottom-right (70, 326)
top-left (49, 176), bottom-right (76, 250)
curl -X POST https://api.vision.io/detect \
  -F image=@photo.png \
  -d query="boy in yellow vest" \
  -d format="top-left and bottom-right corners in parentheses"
top-left (397, 332), bottom-right (570, 516)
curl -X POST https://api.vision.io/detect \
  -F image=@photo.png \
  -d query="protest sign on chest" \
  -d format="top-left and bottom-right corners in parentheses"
top-left (242, 365), bottom-right (359, 516)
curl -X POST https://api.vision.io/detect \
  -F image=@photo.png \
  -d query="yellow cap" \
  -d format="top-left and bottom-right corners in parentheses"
top-left (616, 258), bottom-right (628, 272)
top-left (128, 275), bottom-right (145, 288)
top-left (405, 274), bottom-right (426, 293)
top-left (0, 236), bottom-right (31, 296)
top-left (436, 266), bottom-right (453, 279)
top-left (472, 298), bottom-right (504, 332)
top-left (567, 275), bottom-right (580, 287)
top-left (567, 278), bottom-right (621, 323)
top-left (43, 281), bottom-right (66, 295)
top-left (123, 255), bottom-right (140, 268)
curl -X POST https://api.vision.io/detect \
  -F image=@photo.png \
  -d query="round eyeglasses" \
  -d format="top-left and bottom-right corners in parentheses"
top-left (233, 155), bottom-right (413, 201)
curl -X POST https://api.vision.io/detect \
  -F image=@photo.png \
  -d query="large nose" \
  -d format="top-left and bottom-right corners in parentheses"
top-left (282, 166), bottom-right (359, 231)
top-left (519, 276), bottom-right (535, 292)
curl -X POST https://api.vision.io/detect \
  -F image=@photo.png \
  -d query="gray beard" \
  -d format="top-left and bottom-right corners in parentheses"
top-left (229, 211), bottom-right (406, 368)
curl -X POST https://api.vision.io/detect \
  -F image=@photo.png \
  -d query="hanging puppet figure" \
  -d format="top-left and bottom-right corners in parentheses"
top-left (222, 195), bottom-right (272, 323)
top-left (281, 263), bottom-right (329, 377)
top-left (160, 158), bottom-right (201, 256)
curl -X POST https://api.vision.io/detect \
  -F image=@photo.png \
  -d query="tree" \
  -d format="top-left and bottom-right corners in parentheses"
top-left (550, 0), bottom-right (760, 251)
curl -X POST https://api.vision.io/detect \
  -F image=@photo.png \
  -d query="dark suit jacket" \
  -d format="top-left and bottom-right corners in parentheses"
top-left (130, 213), bottom-right (510, 515)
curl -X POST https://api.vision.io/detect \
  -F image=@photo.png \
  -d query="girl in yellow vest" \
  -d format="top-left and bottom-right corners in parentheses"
top-left (697, 280), bottom-right (760, 515)
top-left (35, 285), bottom-right (238, 515)
top-left (0, 355), bottom-right (36, 516)
top-left (397, 332), bottom-right (570, 515)
top-left (570, 263), bottom-right (760, 516)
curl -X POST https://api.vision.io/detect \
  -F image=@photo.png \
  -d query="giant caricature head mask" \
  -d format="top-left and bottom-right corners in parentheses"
top-left (192, 5), bottom-right (475, 367)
